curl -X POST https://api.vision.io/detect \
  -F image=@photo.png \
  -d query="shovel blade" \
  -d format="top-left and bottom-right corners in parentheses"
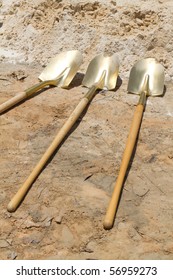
top-left (82, 53), bottom-right (119, 90)
top-left (39, 50), bottom-right (83, 87)
top-left (127, 58), bottom-right (164, 96)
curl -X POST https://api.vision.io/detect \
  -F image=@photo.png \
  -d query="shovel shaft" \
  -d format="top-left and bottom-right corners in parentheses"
top-left (7, 87), bottom-right (97, 212)
top-left (0, 91), bottom-right (27, 114)
top-left (0, 81), bottom-right (56, 114)
top-left (103, 104), bottom-right (144, 229)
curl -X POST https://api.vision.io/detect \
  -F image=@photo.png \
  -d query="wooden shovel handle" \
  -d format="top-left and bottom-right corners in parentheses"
top-left (7, 86), bottom-right (97, 212)
top-left (0, 81), bottom-right (54, 114)
top-left (103, 104), bottom-right (144, 230)
top-left (0, 92), bottom-right (27, 114)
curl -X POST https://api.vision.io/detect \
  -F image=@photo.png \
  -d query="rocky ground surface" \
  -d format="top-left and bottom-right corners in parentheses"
top-left (0, 0), bottom-right (173, 260)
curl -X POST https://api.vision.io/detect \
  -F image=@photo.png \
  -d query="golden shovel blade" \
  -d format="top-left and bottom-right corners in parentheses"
top-left (82, 53), bottom-right (119, 90)
top-left (127, 58), bottom-right (164, 96)
top-left (39, 50), bottom-right (83, 88)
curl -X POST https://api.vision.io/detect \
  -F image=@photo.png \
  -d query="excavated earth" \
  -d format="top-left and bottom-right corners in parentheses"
top-left (0, 0), bottom-right (173, 260)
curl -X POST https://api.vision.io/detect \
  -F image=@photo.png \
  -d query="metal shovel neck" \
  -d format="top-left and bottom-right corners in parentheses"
top-left (84, 70), bottom-right (107, 102)
top-left (138, 74), bottom-right (149, 106)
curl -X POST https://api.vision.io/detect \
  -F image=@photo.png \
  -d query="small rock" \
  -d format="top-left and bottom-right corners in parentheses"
top-left (137, 33), bottom-right (144, 39)
top-left (55, 210), bottom-right (64, 224)
top-left (44, 217), bottom-right (52, 227)
top-left (84, 3), bottom-right (95, 12)
top-left (8, 251), bottom-right (17, 260)
top-left (136, 18), bottom-right (143, 26)
top-left (10, 70), bottom-right (27, 81)
top-left (0, 239), bottom-right (9, 248)
top-left (125, 26), bottom-right (131, 32)
top-left (123, 10), bottom-right (130, 15)
top-left (22, 216), bottom-right (52, 229)
top-left (85, 241), bottom-right (96, 253)
top-left (35, 10), bottom-right (44, 17)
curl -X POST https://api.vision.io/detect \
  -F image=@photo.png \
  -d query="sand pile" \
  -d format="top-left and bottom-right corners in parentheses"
top-left (1, 0), bottom-right (173, 80)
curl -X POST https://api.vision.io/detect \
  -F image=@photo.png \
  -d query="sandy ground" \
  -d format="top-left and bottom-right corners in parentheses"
top-left (0, 0), bottom-right (173, 260)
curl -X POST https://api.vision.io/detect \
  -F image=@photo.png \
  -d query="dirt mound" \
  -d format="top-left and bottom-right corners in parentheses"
top-left (1, 0), bottom-right (173, 80)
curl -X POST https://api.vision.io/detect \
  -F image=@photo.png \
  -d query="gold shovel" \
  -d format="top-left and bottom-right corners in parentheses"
top-left (104, 58), bottom-right (165, 230)
top-left (0, 50), bottom-right (83, 114)
top-left (7, 53), bottom-right (119, 212)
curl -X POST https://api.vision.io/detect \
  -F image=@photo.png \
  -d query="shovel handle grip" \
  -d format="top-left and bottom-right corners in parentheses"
top-left (103, 104), bottom-right (144, 230)
top-left (7, 92), bottom-right (94, 212)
